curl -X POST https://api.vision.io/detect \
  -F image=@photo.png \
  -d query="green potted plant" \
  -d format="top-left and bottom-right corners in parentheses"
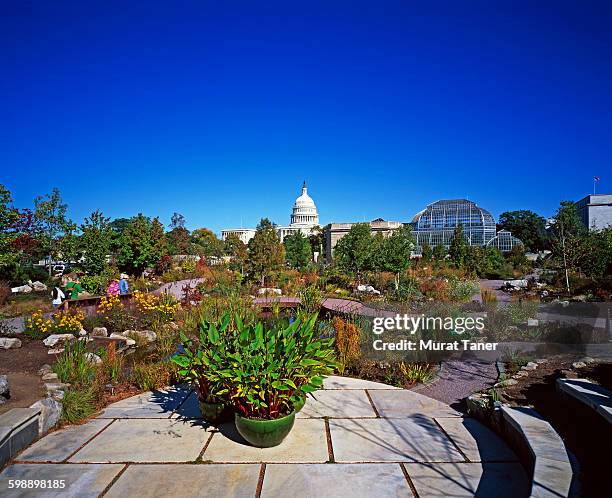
top-left (172, 315), bottom-right (235, 425)
top-left (220, 313), bottom-right (336, 447)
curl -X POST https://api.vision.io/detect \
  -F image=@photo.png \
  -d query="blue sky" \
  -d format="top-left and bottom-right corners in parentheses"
top-left (2, 1), bottom-right (611, 234)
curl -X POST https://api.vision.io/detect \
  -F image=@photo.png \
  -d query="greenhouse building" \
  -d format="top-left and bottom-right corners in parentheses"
top-left (410, 199), bottom-right (522, 253)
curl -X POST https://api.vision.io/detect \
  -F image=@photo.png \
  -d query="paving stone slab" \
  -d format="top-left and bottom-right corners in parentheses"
top-left (368, 389), bottom-right (461, 418)
top-left (16, 419), bottom-right (112, 462)
top-left (261, 463), bottom-right (409, 497)
top-left (69, 419), bottom-right (210, 463)
top-left (329, 417), bottom-right (464, 463)
top-left (105, 464), bottom-right (260, 498)
top-left (204, 419), bottom-right (328, 463)
top-left (405, 462), bottom-right (529, 498)
top-left (297, 390), bottom-right (376, 418)
top-left (0, 463), bottom-right (123, 498)
top-left (100, 386), bottom-right (190, 418)
top-left (434, 417), bottom-right (518, 462)
top-left (323, 376), bottom-right (400, 390)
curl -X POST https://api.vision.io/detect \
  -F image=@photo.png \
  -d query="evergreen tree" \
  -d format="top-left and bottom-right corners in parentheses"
top-left (80, 210), bottom-right (112, 275)
top-left (448, 224), bottom-right (467, 268)
top-left (247, 218), bottom-right (285, 286)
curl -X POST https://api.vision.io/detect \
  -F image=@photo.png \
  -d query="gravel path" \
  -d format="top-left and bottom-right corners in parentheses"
top-left (153, 278), bottom-right (205, 300)
top-left (416, 359), bottom-right (499, 412)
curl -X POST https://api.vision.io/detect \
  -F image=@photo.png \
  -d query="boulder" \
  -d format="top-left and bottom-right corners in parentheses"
top-left (78, 328), bottom-right (87, 336)
top-left (43, 334), bottom-right (75, 347)
top-left (85, 352), bottom-right (102, 364)
top-left (30, 281), bottom-right (48, 292)
top-left (572, 361), bottom-right (587, 369)
top-left (495, 378), bottom-right (518, 387)
top-left (109, 333), bottom-right (136, 347)
top-left (48, 347), bottom-right (65, 355)
top-left (258, 287), bottom-right (282, 296)
top-left (30, 397), bottom-right (62, 435)
top-left (0, 375), bottom-right (9, 397)
top-left (0, 337), bottom-right (22, 349)
top-left (11, 284), bottom-right (32, 294)
top-left (41, 372), bottom-right (58, 381)
top-left (357, 284), bottom-right (381, 295)
top-left (125, 330), bottom-right (157, 343)
top-left (91, 327), bottom-right (108, 337)
top-left (38, 364), bottom-right (53, 376)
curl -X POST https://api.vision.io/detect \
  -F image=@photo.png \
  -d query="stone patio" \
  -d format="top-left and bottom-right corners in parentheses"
top-left (0, 376), bottom-right (530, 497)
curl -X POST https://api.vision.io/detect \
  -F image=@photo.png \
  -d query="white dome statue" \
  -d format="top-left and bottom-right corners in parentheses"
top-left (290, 181), bottom-right (319, 227)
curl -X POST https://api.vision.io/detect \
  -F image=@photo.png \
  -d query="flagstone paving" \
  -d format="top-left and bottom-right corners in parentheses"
top-left (0, 376), bottom-right (530, 497)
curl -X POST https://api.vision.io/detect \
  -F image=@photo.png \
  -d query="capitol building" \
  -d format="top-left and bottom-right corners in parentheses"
top-left (221, 181), bottom-right (320, 244)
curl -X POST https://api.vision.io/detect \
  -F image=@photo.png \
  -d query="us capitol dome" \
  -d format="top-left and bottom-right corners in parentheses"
top-left (221, 181), bottom-right (320, 244)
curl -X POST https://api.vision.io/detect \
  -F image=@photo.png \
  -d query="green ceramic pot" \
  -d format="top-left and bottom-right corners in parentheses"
top-left (198, 398), bottom-right (231, 425)
top-left (235, 411), bottom-right (296, 447)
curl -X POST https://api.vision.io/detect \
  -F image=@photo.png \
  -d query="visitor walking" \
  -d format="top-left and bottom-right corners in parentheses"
top-left (51, 286), bottom-right (65, 309)
top-left (63, 277), bottom-right (82, 310)
top-left (119, 274), bottom-right (129, 295)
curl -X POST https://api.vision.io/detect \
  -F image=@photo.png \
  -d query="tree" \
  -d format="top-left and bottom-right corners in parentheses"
top-left (432, 244), bottom-right (446, 261)
top-left (448, 224), bottom-right (467, 268)
top-left (379, 225), bottom-right (414, 290)
top-left (167, 212), bottom-right (191, 255)
top-left (117, 214), bottom-right (167, 275)
top-left (421, 242), bottom-right (433, 263)
top-left (0, 185), bottom-right (19, 267)
top-left (170, 212), bottom-right (186, 230)
top-left (192, 228), bottom-right (224, 258)
top-left (246, 218), bottom-right (284, 286)
top-left (34, 188), bottom-right (74, 273)
top-left (307, 225), bottom-right (324, 260)
top-left (224, 233), bottom-right (248, 272)
top-left (498, 210), bottom-right (548, 252)
top-left (80, 210), bottom-right (112, 274)
top-left (333, 223), bottom-right (373, 281)
top-left (284, 231), bottom-right (313, 270)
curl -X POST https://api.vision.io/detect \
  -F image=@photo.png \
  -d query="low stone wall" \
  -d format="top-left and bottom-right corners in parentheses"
top-left (0, 408), bottom-right (42, 468)
top-left (467, 396), bottom-right (576, 497)
top-left (557, 378), bottom-right (612, 424)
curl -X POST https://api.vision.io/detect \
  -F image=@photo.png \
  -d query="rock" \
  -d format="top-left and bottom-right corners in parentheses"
top-left (572, 361), bottom-right (587, 369)
top-left (527, 318), bottom-right (539, 327)
top-left (581, 357), bottom-right (595, 364)
top-left (125, 330), bottom-right (156, 343)
top-left (41, 372), bottom-right (58, 381)
top-left (48, 347), bottom-right (64, 355)
top-left (572, 294), bottom-right (587, 302)
top-left (496, 378), bottom-right (518, 387)
top-left (0, 375), bottom-right (9, 397)
top-left (11, 284), bottom-right (32, 294)
top-left (535, 358), bottom-right (548, 364)
top-left (45, 382), bottom-right (70, 391)
top-left (30, 281), bottom-right (48, 292)
top-left (43, 334), bottom-right (75, 347)
top-left (258, 287), bottom-right (282, 296)
top-left (38, 364), bottom-right (53, 376)
top-left (91, 326), bottom-right (108, 337)
top-left (357, 284), bottom-right (381, 295)
top-left (0, 397), bottom-right (4, 405)
top-left (78, 328), bottom-right (87, 336)
top-left (30, 397), bottom-right (62, 435)
top-left (49, 390), bottom-right (64, 400)
top-left (85, 352), bottom-right (102, 364)
top-left (514, 371), bottom-right (529, 378)
top-left (109, 333), bottom-right (136, 347)
top-left (0, 337), bottom-right (22, 349)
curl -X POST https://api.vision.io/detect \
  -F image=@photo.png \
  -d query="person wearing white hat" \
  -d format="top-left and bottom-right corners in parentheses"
top-left (119, 274), bottom-right (129, 295)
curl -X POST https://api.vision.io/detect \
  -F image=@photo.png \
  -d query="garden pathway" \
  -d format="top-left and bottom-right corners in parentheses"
top-left (0, 376), bottom-right (530, 497)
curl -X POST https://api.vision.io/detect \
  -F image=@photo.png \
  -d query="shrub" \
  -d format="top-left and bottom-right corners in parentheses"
top-left (397, 362), bottom-right (434, 385)
top-left (80, 275), bottom-right (106, 295)
top-left (133, 291), bottom-right (178, 325)
top-left (61, 386), bottom-right (97, 423)
top-left (53, 339), bottom-right (96, 385)
top-left (132, 362), bottom-right (176, 391)
top-left (298, 285), bottom-right (322, 315)
top-left (419, 278), bottom-right (449, 300)
top-left (96, 294), bottom-right (135, 333)
top-left (448, 279), bottom-right (479, 302)
top-left (332, 316), bottom-right (361, 373)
